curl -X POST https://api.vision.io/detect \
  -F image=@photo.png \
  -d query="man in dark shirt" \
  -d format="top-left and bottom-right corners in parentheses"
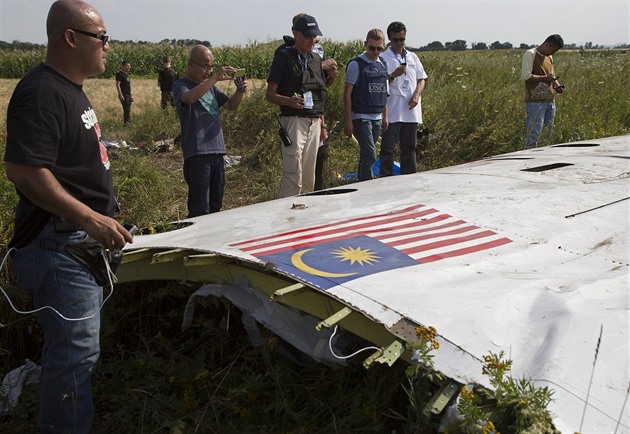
top-left (266, 14), bottom-right (337, 197)
top-left (115, 59), bottom-right (132, 124)
top-left (158, 55), bottom-right (179, 109)
top-left (3, 1), bottom-right (133, 431)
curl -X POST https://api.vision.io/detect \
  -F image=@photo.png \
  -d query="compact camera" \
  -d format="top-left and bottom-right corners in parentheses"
top-left (233, 69), bottom-right (246, 85)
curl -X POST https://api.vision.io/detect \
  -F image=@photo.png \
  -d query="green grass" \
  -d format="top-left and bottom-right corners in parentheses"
top-left (0, 46), bottom-right (628, 432)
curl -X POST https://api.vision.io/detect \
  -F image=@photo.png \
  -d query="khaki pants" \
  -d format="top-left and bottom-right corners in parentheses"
top-left (279, 116), bottom-right (321, 198)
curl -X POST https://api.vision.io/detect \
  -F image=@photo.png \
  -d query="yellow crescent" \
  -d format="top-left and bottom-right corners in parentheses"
top-left (291, 249), bottom-right (357, 278)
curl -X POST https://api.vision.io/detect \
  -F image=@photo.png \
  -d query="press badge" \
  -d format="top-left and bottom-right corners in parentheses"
top-left (303, 91), bottom-right (314, 109)
top-left (402, 79), bottom-right (411, 91)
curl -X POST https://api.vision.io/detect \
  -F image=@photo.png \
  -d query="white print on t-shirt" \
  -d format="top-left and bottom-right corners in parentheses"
top-left (82, 107), bottom-right (98, 130)
top-left (82, 108), bottom-right (110, 171)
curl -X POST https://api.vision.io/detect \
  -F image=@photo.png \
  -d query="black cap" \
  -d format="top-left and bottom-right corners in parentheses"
top-left (293, 15), bottom-right (322, 37)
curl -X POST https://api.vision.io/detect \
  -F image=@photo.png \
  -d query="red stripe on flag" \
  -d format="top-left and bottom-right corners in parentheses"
top-left (401, 230), bottom-right (498, 255)
top-left (415, 237), bottom-right (513, 263)
top-left (371, 218), bottom-right (466, 241)
top-left (383, 225), bottom-right (481, 247)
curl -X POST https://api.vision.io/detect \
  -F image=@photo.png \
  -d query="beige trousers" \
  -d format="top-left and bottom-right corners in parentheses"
top-left (279, 115), bottom-right (321, 198)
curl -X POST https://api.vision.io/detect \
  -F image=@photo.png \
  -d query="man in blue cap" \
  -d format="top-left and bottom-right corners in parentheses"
top-left (266, 14), bottom-right (338, 197)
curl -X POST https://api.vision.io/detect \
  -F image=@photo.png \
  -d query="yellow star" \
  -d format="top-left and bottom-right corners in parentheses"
top-left (332, 246), bottom-right (380, 266)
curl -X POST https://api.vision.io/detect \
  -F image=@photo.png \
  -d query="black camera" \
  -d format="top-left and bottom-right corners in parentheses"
top-left (276, 115), bottom-right (292, 147)
top-left (278, 127), bottom-right (292, 147)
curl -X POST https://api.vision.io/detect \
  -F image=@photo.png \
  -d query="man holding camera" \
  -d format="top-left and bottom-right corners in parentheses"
top-left (173, 45), bottom-right (248, 217)
top-left (521, 34), bottom-right (565, 149)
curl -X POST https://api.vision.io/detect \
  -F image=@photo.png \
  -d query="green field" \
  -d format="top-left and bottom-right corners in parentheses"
top-left (0, 44), bottom-right (628, 432)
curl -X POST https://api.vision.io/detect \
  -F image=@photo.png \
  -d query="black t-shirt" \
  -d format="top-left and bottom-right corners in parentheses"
top-left (4, 63), bottom-right (117, 248)
top-left (158, 67), bottom-right (179, 91)
top-left (116, 70), bottom-right (131, 96)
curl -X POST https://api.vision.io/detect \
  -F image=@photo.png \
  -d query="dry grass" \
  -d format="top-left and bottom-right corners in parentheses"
top-left (0, 78), bottom-right (160, 140)
top-left (0, 77), bottom-right (266, 139)
top-left (0, 77), bottom-right (271, 226)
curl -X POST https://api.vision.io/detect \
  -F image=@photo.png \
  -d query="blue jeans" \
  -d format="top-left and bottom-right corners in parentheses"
top-left (380, 122), bottom-right (418, 176)
top-left (12, 222), bottom-right (102, 434)
top-left (183, 153), bottom-right (225, 218)
top-left (353, 118), bottom-right (382, 181)
top-left (525, 102), bottom-right (555, 149)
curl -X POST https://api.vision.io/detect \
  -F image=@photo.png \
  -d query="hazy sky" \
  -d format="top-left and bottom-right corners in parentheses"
top-left (0, 0), bottom-right (628, 48)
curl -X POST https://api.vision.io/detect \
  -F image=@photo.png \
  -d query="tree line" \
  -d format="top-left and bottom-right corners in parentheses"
top-left (412, 40), bottom-right (628, 51)
top-left (1, 39), bottom-right (627, 52)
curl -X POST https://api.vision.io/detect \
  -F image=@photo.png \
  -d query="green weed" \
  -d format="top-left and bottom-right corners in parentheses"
top-left (0, 47), bottom-right (628, 432)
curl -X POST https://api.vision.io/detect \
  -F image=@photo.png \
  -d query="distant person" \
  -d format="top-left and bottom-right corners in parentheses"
top-left (343, 28), bottom-right (389, 182)
top-left (4, 0), bottom-right (133, 432)
top-left (521, 34), bottom-right (565, 149)
top-left (158, 55), bottom-right (179, 109)
top-left (380, 21), bottom-right (428, 177)
top-left (115, 59), bottom-right (133, 124)
top-left (274, 15), bottom-right (336, 191)
top-left (266, 14), bottom-right (338, 197)
top-left (173, 45), bottom-right (248, 217)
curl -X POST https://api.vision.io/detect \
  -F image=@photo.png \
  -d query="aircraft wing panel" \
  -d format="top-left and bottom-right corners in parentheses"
top-left (122, 135), bottom-right (629, 432)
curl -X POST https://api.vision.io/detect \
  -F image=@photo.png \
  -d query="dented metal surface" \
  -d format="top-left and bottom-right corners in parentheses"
top-left (119, 135), bottom-right (629, 432)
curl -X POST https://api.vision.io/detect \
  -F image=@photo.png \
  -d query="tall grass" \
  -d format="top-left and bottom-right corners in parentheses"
top-left (0, 46), bottom-right (628, 432)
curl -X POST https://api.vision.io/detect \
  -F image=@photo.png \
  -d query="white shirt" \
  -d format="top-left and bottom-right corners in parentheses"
top-left (381, 47), bottom-right (428, 123)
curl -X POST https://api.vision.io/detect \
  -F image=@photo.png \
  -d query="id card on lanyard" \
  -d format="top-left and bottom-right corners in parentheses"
top-left (397, 52), bottom-right (411, 91)
top-left (299, 54), bottom-right (314, 108)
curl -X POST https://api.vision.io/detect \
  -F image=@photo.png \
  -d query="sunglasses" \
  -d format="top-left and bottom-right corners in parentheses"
top-left (391, 37), bottom-right (406, 43)
top-left (71, 28), bottom-right (109, 46)
top-left (368, 46), bottom-right (384, 52)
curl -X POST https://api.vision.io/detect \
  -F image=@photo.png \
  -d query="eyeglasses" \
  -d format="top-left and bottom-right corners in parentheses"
top-left (70, 28), bottom-right (109, 45)
top-left (367, 46), bottom-right (384, 52)
top-left (190, 59), bottom-right (215, 71)
top-left (391, 37), bottom-right (406, 43)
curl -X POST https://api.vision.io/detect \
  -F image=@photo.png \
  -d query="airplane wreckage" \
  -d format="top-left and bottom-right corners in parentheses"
top-left (118, 135), bottom-right (629, 432)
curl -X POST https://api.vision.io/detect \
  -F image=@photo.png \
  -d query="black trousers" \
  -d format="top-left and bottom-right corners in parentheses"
top-left (314, 143), bottom-right (329, 191)
top-left (121, 95), bottom-right (132, 124)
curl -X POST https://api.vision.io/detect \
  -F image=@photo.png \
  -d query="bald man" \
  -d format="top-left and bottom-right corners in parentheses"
top-left (173, 44), bottom-right (248, 217)
top-left (4, 1), bottom-right (133, 432)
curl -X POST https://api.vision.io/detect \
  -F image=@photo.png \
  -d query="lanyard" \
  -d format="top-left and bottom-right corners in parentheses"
top-left (298, 54), bottom-right (310, 72)
top-left (389, 46), bottom-right (407, 65)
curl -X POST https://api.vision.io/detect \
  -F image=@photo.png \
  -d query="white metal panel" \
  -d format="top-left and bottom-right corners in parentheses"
top-left (127, 135), bottom-right (629, 432)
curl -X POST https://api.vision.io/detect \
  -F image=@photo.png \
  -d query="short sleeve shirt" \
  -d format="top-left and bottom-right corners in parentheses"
top-left (4, 64), bottom-right (116, 247)
top-left (173, 77), bottom-right (230, 159)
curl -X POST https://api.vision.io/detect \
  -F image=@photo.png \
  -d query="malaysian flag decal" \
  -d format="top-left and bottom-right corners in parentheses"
top-left (229, 204), bottom-right (512, 290)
